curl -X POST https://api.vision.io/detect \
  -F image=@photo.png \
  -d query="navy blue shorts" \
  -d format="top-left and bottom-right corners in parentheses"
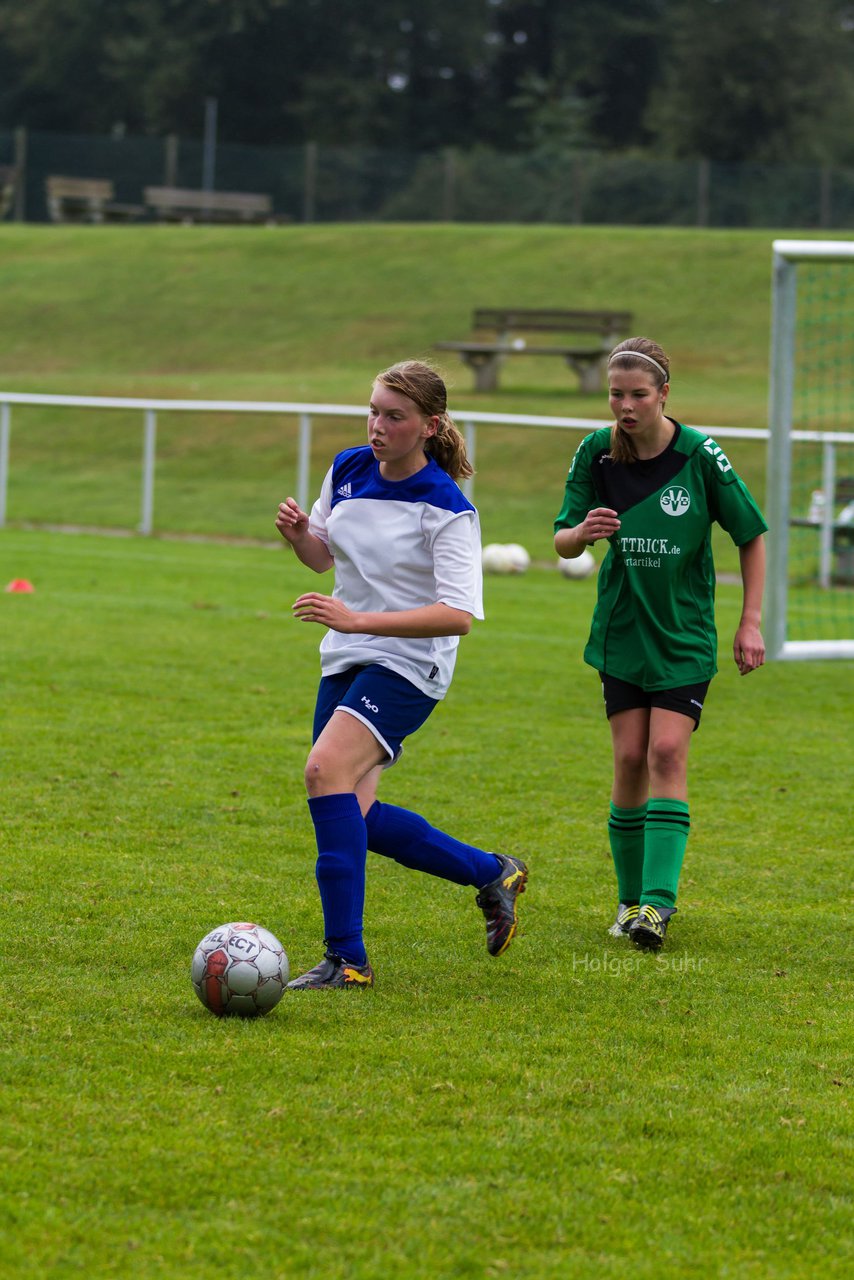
top-left (600, 673), bottom-right (710, 729)
top-left (313, 664), bottom-right (439, 763)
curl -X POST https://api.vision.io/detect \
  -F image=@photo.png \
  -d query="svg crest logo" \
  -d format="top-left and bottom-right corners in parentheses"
top-left (660, 486), bottom-right (691, 517)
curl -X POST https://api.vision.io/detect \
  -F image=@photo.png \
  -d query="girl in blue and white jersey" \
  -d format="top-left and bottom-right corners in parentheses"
top-left (276, 360), bottom-right (527, 988)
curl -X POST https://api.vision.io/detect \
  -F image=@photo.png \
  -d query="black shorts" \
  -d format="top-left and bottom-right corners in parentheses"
top-left (599, 673), bottom-right (710, 729)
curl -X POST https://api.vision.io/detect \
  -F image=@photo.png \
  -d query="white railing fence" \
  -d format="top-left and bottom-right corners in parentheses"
top-left (0, 389), bottom-right (769, 535)
top-left (0, 389), bottom-right (848, 542)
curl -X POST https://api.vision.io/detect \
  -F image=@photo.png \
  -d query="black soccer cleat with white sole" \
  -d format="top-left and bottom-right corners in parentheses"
top-left (608, 901), bottom-right (640, 938)
top-left (287, 950), bottom-right (375, 989)
top-left (476, 854), bottom-right (528, 956)
top-left (628, 904), bottom-right (676, 952)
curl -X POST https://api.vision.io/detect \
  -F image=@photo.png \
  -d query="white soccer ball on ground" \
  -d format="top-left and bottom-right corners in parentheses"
top-left (482, 543), bottom-right (514, 574)
top-left (191, 921), bottom-right (289, 1017)
top-left (557, 549), bottom-right (596, 579)
top-left (503, 543), bottom-right (531, 573)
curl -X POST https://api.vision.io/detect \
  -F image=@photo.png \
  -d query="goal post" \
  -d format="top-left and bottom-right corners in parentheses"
top-left (766, 239), bottom-right (854, 660)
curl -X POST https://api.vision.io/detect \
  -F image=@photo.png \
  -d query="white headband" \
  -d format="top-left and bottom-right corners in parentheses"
top-left (609, 350), bottom-right (669, 381)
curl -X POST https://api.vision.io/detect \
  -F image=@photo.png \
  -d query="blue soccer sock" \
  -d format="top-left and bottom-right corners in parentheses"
top-left (364, 801), bottom-right (501, 888)
top-left (308, 793), bottom-right (368, 965)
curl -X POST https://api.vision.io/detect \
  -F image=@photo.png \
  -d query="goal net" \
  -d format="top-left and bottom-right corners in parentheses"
top-left (766, 239), bottom-right (854, 660)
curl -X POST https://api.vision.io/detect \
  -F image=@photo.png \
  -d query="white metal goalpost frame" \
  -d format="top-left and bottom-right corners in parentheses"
top-left (766, 239), bottom-right (854, 661)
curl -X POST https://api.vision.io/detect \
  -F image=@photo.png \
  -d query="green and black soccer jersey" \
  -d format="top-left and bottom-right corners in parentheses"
top-left (554, 420), bottom-right (768, 689)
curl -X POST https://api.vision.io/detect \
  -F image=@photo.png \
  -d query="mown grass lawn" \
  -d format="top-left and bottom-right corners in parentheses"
top-left (1, 530), bottom-right (850, 1279)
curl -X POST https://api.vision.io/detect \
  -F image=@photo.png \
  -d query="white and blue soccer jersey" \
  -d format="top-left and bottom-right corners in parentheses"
top-left (308, 446), bottom-right (484, 699)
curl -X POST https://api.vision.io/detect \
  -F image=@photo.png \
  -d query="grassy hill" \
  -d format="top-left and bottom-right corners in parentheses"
top-left (0, 223), bottom-right (807, 555)
top-left (0, 223), bottom-right (786, 413)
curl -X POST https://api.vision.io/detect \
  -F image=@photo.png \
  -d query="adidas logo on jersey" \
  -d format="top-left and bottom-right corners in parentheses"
top-left (336, 482), bottom-right (352, 498)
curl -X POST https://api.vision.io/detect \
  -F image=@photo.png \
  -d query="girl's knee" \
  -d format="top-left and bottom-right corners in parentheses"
top-left (648, 737), bottom-right (687, 781)
top-left (304, 748), bottom-right (337, 795)
top-left (614, 742), bottom-right (647, 778)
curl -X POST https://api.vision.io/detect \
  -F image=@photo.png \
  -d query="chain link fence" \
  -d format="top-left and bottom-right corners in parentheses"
top-left (1, 127), bottom-right (853, 229)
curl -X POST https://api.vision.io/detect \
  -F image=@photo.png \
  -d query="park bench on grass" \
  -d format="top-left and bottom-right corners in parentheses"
top-left (46, 176), bottom-right (144, 223)
top-left (144, 186), bottom-right (274, 225)
top-left (434, 307), bottom-right (634, 392)
top-left (790, 474), bottom-right (854, 585)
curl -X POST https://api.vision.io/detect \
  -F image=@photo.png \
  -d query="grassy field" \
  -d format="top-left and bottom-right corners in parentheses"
top-left (0, 529), bottom-right (851, 1279)
top-left (0, 224), bottom-right (851, 1276)
top-left (0, 222), bottom-right (800, 563)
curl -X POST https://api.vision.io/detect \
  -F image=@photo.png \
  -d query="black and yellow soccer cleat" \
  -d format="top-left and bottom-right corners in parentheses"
top-left (287, 950), bottom-right (375, 990)
top-left (628, 904), bottom-right (676, 952)
top-left (608, 901), bottom-right (640, 938)
top-left (476, 854), bottom-right (528, 957)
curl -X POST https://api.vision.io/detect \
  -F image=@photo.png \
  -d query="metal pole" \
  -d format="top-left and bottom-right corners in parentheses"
top-left (297, 413), bottom-right (312, 512)
top-left (202, 98), bottom-right (218, 192)
top-left (0, 402), bottom-right (9, 527)
top-left (765, 248), bottom-right (798, 658)
top-left (13, 127), bottom-right (26, 221)
top-left (819, 440), bottom-right (836, 589)
top-left (462, 421), bottom-right (476, 501)
top-left (442, 148), bottom-right (456, 222)
top-left (697, 158), bottom-right (710, 228)
top-left (164, 133), bottom-right (179, 187)
top-left (140, 409), bottom-right (157, 535)
top-left (303, 142), bottom-right (317, 223)
top-left (819, 167), bottom-right (832, 230)
top-left (572, 155), bottom-right (584, 226)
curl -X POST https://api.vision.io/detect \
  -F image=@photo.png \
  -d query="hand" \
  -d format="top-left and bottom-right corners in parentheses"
top-left (734, 623), bottom-right (765, 675)
top-left (293, 592), bottom-right (359, 633)
top-left (275, 498), bottom-right (310, 544)
top-left (579, 507), bottom-right (621, 543)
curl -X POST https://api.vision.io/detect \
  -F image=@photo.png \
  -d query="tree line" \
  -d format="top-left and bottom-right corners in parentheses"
top-left (1, 0), bottom-right (852, 165)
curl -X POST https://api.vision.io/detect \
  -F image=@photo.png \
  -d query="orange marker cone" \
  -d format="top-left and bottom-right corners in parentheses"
top-left (5, 579), bottom-right (35, 593)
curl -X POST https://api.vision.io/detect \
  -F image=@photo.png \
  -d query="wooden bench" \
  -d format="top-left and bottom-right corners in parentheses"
top-left (144, 186), bottom-right (274, 224)
top-left (46, 176), bottom-right (144, 224)
top-left (435, 307), bottom-right (634, 392)
top-left (790, 475), bottom-right (854, 585)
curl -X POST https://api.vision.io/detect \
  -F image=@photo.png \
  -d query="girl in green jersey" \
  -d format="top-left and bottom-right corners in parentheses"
top-left (554, 337), bottom-right (767, 950)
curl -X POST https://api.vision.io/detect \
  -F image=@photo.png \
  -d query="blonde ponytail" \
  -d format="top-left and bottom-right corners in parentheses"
top-left (376, 360), bottom-right (474, 481)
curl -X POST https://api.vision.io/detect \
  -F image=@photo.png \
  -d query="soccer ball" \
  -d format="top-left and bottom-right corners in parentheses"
top-left (557, 549), bottom-right (596, 579)
top-left (503, 543), bottom-right (531, 573)
top-left (191, 922), bottom-right (289, 1017)
top-left (482, 542), bottom-right (530, 574)
top-left (482, 542), bottom-right (513, 574)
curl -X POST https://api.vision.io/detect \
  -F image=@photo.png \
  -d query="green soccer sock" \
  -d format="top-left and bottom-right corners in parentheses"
top-left (608, 802), bottom-right (648, 903)
top-left (641, 798), bottom-right (691, 909)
